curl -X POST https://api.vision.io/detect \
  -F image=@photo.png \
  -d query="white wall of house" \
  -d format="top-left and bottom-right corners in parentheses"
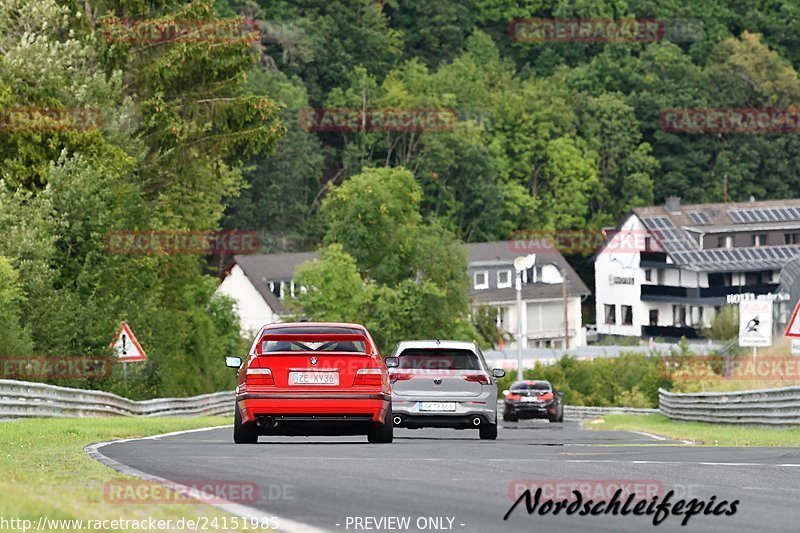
top-left (218, 264), bottom-right (280, 335)
top-left (595, 214), bottom-right (646, 336)
top-left (479, 296), bottom-right (584, 348)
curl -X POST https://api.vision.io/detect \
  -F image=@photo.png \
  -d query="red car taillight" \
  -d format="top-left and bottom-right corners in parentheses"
top-left (389, 372), bottom-right (414, 382)
top-left (507, 393), bottom-right (521, 401)
top-left (245, 367), bottom-right (274, 385)
top-left (464, 373), bottom-right (490, 384)
top-left (353, 368), bottom-right (383, 386)
top-left (539, 392), bottom-right (554, 401)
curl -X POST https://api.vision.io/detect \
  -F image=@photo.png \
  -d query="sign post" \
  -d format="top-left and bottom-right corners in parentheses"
top-left (513, 254), bottom-right (536, 381)
top-left (110, 321), bottom-right (147, 385)
top-left (738, 300), bottom-right (773, 360)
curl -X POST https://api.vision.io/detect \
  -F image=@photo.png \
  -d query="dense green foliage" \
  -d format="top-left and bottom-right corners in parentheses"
top-left (290, 167), bottom-right (478, 353)
top-left (0, 0), bottom-right (282, 397)
top-left (496, 353), bottom-right (673, 408)
top-left (221, 0), bottom-right (800, 245)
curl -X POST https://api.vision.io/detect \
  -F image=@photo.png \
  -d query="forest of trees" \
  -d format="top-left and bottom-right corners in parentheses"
top-left (2, 0), bottom-right (800, 396)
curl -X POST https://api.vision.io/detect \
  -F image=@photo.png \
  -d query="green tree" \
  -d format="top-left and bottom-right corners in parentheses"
top-left (0, 256), bottom-right (32, 357)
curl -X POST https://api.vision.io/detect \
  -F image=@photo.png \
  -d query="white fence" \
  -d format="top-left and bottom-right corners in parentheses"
top-left (0, 379), bottom-right (234, 420)
top-left (659, 386), bottom-right (800, 425)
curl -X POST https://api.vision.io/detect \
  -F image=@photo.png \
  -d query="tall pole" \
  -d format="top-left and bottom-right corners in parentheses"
top-left (516, 270), bottom-right (524, 381)
top-left (563, 267), bottom-right (569, 350)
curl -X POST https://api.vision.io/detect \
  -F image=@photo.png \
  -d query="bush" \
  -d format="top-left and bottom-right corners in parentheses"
top-left (496, 353), bottom-right (673, 408)
top-left (703, 305), bottom-right (739, 341)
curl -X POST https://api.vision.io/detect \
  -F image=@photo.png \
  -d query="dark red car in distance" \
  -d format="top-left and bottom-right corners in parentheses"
top-left (226, 322), bottom-right (395, 443)
top-left (502, 380), bottom-right (564, 423)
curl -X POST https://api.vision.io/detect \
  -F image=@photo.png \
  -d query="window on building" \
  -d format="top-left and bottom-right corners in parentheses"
top-left (698, 306), bottom-right (704, 326)
top-left (649, 309), bottom-right (659, 326)
top-left (752, 234), bottom-right (767, 247)
top-left (644, 236), bottom-right (652, 252)
top-left (524, 266), bottom-right (535, 284)
top-left (785, 233), bottom-right (799, 245)
top-left (717, 235), bottom-right (733, 249)
top-left (604, 304), bottom-right (616, 325)
top-left (497, 270), bottom-right (512, 289)
top-left (621, 305), bottom-right (633, 325)
top-left (645, 269), bottom-right (652, 282)
top-left (474, 271), bottom-right (488, 290)
top-left (672, 305), bottom-right (687, 326)
top-left (269, 281), bottom-right (282, 298)
top-left (496, 307), bottom-right (506, 328)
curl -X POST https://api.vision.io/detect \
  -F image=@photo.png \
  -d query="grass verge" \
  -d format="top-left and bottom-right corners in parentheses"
top-left (0, 417), bottom-right (275, 532)
top-left (589, 413), bottom-right (800, 446)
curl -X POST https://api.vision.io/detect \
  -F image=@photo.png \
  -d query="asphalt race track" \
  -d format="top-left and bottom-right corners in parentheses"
top-left (95, 421), bottom-right (800, 533)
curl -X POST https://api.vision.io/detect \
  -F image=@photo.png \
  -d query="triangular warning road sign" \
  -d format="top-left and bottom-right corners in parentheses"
top-left (786, 300), bottom-right (800, 339)
top-left (110, 321), bottom-right (147, 362)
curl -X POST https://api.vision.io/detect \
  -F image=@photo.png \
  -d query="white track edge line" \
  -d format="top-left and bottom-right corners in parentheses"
top-left (85, 426), bottom-right (331, 533)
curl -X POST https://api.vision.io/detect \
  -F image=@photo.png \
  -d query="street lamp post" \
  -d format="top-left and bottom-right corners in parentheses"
top-left (513, 254), bottom-right (536, 382)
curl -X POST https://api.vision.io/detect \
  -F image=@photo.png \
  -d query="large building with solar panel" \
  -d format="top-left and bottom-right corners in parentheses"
top-left (594, 196), bottom-right (800, 339)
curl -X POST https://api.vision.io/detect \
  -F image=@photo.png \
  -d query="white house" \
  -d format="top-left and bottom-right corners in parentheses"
top-left (595, 196), bottom-right (800, 339)
top-left (218, 251), bottom-right (316, 336)
top-left (218, 241), bottom-right (589, 347)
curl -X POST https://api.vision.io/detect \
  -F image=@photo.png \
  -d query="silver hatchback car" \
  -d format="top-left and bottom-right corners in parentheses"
top-left (386, 340), bottom-right (506, 440)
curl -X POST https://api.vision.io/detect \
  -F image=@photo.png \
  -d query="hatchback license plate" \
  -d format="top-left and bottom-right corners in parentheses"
top-left (420, 402), bottom-right (456, 412)
top-left (290, 372), bottom-right (339, 385)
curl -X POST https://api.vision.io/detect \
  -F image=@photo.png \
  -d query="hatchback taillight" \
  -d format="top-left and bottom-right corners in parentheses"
top-left (353, 368), bottom-right (382, 386)
top-left (507, 394), bottom-right (521, 401)
top-left (464, 373), bottom-right (490, 384)
top-left (246, 367), bottom-right (274, 385)
top-left (389, 372), bottom-right (414, 382)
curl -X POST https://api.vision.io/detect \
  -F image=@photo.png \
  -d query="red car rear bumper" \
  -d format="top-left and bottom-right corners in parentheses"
top-left (236, 392), bottom-right (390, 424)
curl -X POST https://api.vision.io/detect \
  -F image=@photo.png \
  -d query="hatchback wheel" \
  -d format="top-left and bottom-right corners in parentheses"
top-left (233, 404), bottom-right (259, 444)
top-left (479, 422), bottom-right (498, 440)
top-left (367, 406), bottom-right (394, 444)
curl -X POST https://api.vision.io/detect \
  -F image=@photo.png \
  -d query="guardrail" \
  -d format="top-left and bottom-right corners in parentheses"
top-left (495, 400), bottom-right (656, 421)
top-left (659, 386), bottom-right (800, 425)
top-left (1, 379), bottom-right (659, 422)
top-left (0, 379), bottom-right (234, 420)
top-left (564, 405), bottom-right (657, 421)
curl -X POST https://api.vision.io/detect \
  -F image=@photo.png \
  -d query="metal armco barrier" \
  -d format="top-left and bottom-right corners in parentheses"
top-left (563, 405), bottom-right (657, 421)
top-left (0, 378), bottom-right (659, 421)
top-left (659, 386), bottom-right (800, 425)
top-left (495, 401), bottom-right (656, 421)
top-left (0, 379), bottom-right (234, 419)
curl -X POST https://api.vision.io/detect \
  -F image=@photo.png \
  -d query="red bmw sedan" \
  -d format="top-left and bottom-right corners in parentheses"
top-left (225, 322), bottom-right (395, 444)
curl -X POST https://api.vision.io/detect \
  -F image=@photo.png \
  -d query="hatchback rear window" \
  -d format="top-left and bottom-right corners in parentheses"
top-left (397, 349), bottom-right (481, 370)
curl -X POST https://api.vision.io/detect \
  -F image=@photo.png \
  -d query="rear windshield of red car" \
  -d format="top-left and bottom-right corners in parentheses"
top-left (260, 327), bottom-right (368, 353)
top-left (511, 381), bottom-right (552, 391)
top-left (396, 348), bottom-right (481, 370)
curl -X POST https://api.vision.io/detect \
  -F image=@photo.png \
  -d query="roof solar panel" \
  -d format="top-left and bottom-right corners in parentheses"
top-left (728, 207), bottom-right (800, 224)
top-left (687, 212), bottom-right (712, 225)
